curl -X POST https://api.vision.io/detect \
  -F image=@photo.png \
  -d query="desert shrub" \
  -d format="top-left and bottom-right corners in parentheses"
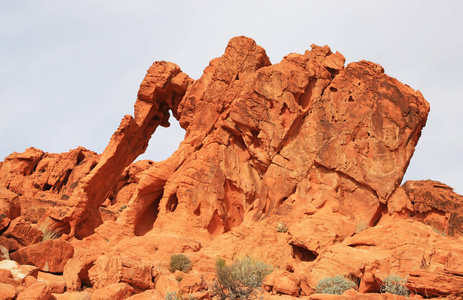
top-left (165, 292), bottom-right (197, 300)
top-left (165, 292), bottom-right (178, 300)
top-left (275, 222), bottom-right (288, 233)
top-left (381, 275), bottom-right (410, 296)
top-left (355, 221), bottom-right (369, 234)
top-left (316, 275), bottom-right (356, 295)
top-left (169, 254), bottom-right (192, 273)
top-left (211, 256), bottom-right (273, 300)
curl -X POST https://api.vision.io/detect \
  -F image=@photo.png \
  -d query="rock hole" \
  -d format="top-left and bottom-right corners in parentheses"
top-left (42, 183), bottom-right (52, 191)
top-left (194, 204), bottom-right (201, 216)
top-left (222, 180), bottom-right (245, 230)
top-left (230, 132), bottom-right (247, 152)
top-left (207, 210), bottom-right (224, 237)
top-left (280, 104), bottom-right (292, 129)
top-left (348, 96), bottom-right (355, 102)
top-left (137, 115), bottom-right (186, 162)
top-left (269, 100), bottom-right (275, 109)
top-left (291, 245), bottom-right (317, 262)
top-left (330, 87), bottom-right (337, 92)
top-left (57, 169), bottom-right (72, 193)
top-left (349, 274), bottom-right (361, 286)
top-left (166, 192), bottom-right (178, 212)
top-left (297, 79), bottom-right (315, 109)
top-left (90, 161), bottom-right (98, 171)
top-left (76, 151), bottom-right (86, 165)
top-left (78, 261), bottom-right (95, 288)
top-left (326, 67), bottom-right (340, 79)
top-left (135, 193), bottom-right (161, 236)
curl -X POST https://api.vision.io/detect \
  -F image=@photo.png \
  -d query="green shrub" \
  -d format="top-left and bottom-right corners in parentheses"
top-left (381, 275), bottom-right (410, 296)
top-left (276, 222), bottom-right (288, 233)
top-left (211, 256), bottom-right (273, 300)
top-left (316, 275), bottom-right (356, 295)
top-left (169, 254), bottom-right (192, 273)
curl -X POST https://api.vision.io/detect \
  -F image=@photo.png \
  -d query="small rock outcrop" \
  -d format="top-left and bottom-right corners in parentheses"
top-left (0, 36), bottom-right (461, 299)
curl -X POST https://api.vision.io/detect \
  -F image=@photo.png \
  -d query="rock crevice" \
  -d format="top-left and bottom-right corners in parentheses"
top-left (2, 36), bottom-right (462, 299)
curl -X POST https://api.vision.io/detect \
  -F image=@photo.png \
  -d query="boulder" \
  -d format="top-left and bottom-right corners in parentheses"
top-left (0, 282), bottom-right (16, 300)
top-left (0, 260), bottom-right (38, 281)
top-left (402, 180), bottom-right (463, 237)
top-left (0, 214), bottom-right (10, 232)
top-left (23, 274), bottom-right (38, 287)
top-left (305, 219), bottom-right (463, 299)
top-left (6, 238), bottom-right (20, 253)
top-left (0, 188), bottom-right (20, 220)
top-left (92, 282), bottom-right (135, 300)
top-left (0, 268), bottom-right (18, 287)
top-left (179, 273), bottom-right (206, 294)
top-left (88, 255), bottom-right (153, 290)
top-left (37, 271), bottom-right (66, 294)
top-left (54, 291), bottom-right (92, 300)
top-left (154, 274), bottom-right (179, 296)
top-left (0, 236), bottom-right (10, 261)
top-left (126, 289), bottom-right (164, 300)
top-left (273, 271), bottom-right (301, 296)
top-left (406, 267), bottom-right (463, 297)
top-left (0, 147), bottom-right (44, 195)
top-left (10, 239), bottom-right (74, 273)
top-left (16, 281), bottom-right (52, 300)
top-left (264, 270), bottom-right (303, 297)
top-left (4, 217), bottom-right (43, 246)
top-left (63, 249), bottom-right (100, 291)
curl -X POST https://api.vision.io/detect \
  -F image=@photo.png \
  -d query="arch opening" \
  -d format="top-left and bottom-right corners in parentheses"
top-left (134, 193), bottom-right (162, 236)
top-left (137, 116), bottom-right (186, 162)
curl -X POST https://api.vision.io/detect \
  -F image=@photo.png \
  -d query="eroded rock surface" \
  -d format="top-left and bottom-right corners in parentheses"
top-left (0, 36), bottom-right (461, 299)
top-left (403, 180), bottom-right (463, 237)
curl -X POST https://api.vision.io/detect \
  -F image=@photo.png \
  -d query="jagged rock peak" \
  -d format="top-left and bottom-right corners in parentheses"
top-left (24, 36), bottom-right (429, 240)
top-left (5, 36), bottom-right (463, 299)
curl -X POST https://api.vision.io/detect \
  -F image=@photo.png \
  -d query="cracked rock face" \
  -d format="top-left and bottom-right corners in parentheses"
top-left (1, 36), bottom-right (429, 241)
top-left (113, 36), bottom-right (429, 241)
top-left (6, 36), bottom-right (463, 298)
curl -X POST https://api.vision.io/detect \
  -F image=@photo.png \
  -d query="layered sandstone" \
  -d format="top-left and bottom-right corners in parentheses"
top-left (0, 36), bottom-right (462, 299)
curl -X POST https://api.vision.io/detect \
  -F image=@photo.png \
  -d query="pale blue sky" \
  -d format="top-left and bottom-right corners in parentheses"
top-left (1, 1), bottom-right (462, 194)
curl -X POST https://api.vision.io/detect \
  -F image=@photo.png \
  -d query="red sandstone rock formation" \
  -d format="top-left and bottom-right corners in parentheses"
top-left (0, 36), bottom-right (462, 299)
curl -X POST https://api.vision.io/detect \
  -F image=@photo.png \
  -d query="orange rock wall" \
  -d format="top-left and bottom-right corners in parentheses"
top-left (1, 36), bottom-right (463, 299)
